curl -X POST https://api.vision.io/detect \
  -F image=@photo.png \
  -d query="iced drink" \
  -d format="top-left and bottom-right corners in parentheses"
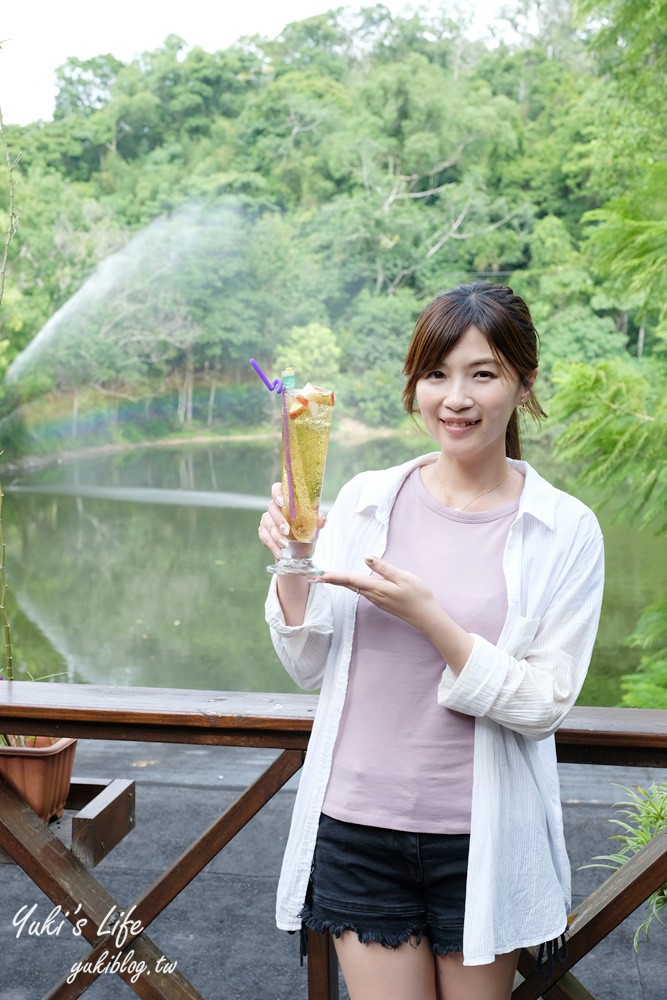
top-left (270, 369), bottom-right (334, 575)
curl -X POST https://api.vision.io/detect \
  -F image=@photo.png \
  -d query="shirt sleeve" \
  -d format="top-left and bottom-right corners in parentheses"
top-left (265, 578), bottom-right (334, 690)
top-left (437, 514), bottom-right (605, 740)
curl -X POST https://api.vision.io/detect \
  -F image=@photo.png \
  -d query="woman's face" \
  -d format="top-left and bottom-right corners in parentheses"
top-left (415, 325), bottom-right (534, 464)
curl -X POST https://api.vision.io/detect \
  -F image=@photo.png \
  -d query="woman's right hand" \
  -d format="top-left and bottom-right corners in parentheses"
top-left (259, 484), bottom-right (328, 625)
top-left (258, 482), bottom-right (291, 561)
top-left (257, 483), bottom-right (328, 561)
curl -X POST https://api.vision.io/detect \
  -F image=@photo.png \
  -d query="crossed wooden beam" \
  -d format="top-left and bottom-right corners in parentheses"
top-left (513, 825), bottom-right (667, 999)
top-left (0, 748), bottom-right (304, 999)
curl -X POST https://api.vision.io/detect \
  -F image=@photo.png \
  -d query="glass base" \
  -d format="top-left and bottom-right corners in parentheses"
top-left (266, 558), bottom-right (324, 577)
top-left (266, 539), bottom-right (324, 577)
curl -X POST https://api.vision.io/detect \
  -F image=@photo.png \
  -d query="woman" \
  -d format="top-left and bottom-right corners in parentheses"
top-left (259, 282), bottom-right (604, 1000)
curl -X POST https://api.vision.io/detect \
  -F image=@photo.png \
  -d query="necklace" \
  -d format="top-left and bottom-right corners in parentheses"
top-left (434, 466), bottom-right (513, 512)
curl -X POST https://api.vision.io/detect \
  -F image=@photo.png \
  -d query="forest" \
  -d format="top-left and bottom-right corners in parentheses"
top-left (0, 0), bottom-right (663, 423)
top-left (0, 0), bottom-right (665, 705)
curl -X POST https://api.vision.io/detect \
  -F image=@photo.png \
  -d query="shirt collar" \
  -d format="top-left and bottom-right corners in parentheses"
top-left (355, 453), bottom-right (557, 530)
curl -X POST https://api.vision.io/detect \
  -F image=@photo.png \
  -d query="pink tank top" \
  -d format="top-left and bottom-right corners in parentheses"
top-left (323, 466), bottom-right (519, 833)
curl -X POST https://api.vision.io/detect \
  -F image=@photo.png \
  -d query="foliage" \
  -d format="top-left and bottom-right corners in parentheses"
top-left (583, 164), bottom-right (667, 345)
top-left (549, 358), bottom-right (667, 706)
top-left (274, 322), bottom-right (341, 387)
top-left (574, 0), bottom-right (667, 82)
top-left (622, 601), bottom-right (667, 710)
top-left (585, 783), bottom-right (667, 948)
top-left (550, 0), bottom-right (667, 713)
top-left (511, 215), bottom-right (627, 382)
top-left (550, 359), bottom-right (666, 532)
top-left (0, 486), bottom-right (13, 687)
top-left (0, 101), bottom-right (15, 693)
top-left (0, 103), bottom-right (67, 748)
top-left (0, 1), bottom-right (665, 464)
top-left (345, 366), bottom-right (406, 428)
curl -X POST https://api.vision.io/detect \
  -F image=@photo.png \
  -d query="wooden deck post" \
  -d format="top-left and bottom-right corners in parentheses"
top-left (307, 928), bottom-right (339, 1000)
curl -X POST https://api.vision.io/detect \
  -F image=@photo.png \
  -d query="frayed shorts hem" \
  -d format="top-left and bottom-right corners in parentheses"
top-left (300, 909), bottom-right (463, 957)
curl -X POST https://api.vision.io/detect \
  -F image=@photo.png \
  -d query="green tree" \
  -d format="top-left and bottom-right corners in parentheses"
top-left (54, 54), bottom-right (124, 119)
top-left (337, 287), bottom-right (421, 427)
top-left (274, 323), bottom-right (341, 386)
top-left (0, 168), bottom-right (126, 366)
top-left (572, 0), bottom-right (667, 354)
top-left (575, 0), bottom-right (667, 84)
top-left (3, 1), bottom-right (665, 464)
top-left (235, 68), bottom-right (350, 207)
top-left (583, 165), bottom-right (667, 353)
top-left (549, 358), bottom-right (667, 707)
top-left (510, 216), bottom-right (626, 383)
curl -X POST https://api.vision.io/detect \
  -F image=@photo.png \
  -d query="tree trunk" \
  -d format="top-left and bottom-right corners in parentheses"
top-left (71, 389), bottom-right (79, 438)
top-left (184, 351), bottom-right (195, 423)
top-left (177, 352), bottom-right (195, 424)
top-left (637, 325), bottom-right (645, 357)
top-left (207, 381), bottom-right (216, 428)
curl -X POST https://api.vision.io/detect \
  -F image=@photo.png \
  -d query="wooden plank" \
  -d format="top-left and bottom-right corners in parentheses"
top-left (565, 826), bottom-right (667, 961)
top-left (0, 778), bottom-right (133, 868)
top-left (512, 968), bottom-right (595, 1000)
top-left (0, 774), bottom-right (204, 999)
top-left (556, 706), bottom-right (667, 767)
top-left (47, 750), bottom-right (304, 999)
top-left (515, 954), bottom-right (597, 1000)
top-left (0, 777), bottom-right (129, 865)
top-left (544, 972), bottom-right (597, 1000)
top-left (71, 778), bottom-right (135, 868)
top-left (512, 827), bottom-right (667, 1000)
top-left (66, 777), bottom-right (113, 811)
top-left (555, 743), bottom-right (667, 768)
top-left (307, 929), bottom-right (339, 1000)
top-left (127, 750), bottom-right (304, 931)
top-left (1, 685), bottom-right (665, 765)
top-left (0, 682), bottom-right (318, 735)
top-left (558, 706), bottom-right (667, 745)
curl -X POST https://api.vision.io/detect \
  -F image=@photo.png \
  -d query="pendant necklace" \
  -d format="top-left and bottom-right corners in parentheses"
top-left (436, 467), bottom-right (512, 512)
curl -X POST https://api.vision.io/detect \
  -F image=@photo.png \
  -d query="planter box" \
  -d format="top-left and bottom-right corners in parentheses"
top-left (0, 737), bottom-right (77, 822)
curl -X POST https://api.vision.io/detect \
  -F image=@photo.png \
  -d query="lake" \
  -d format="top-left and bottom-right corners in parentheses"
top-left (3, 433), bottom-right (665, 706)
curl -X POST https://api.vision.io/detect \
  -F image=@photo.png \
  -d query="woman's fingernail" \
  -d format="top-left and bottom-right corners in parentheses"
top-left (365, 555), bottom-right (375, 565)
top-left (275, 496), bottom-right (284, 507)
top-left (280, 523), bottom-right (290, 536)
top-left (280, 537), bottom-right (289, 548)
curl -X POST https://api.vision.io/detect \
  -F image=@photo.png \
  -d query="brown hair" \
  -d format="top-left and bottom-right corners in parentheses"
top-left (402, 282), bottom-right (546, 459)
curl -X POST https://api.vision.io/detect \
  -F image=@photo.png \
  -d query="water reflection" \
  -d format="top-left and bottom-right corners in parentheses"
top-left (3, 435), bottom-right (665, 706)
top-left (3, 435), bottom-right (421, 694)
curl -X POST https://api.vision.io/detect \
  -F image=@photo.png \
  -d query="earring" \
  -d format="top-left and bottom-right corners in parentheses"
top-left (519, 398), bottom-right (529, 413)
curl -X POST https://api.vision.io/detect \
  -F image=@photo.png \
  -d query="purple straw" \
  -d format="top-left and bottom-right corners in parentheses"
top-left (249, 358), bottom-right (284, 394)
top-left (249, 358), bottom-right (296, 519)
top-left (281, 391), bottom-right (297, 519)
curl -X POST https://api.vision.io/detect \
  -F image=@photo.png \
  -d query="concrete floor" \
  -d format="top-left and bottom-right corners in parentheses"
top-left (1, 741), bottom-right (665, 999)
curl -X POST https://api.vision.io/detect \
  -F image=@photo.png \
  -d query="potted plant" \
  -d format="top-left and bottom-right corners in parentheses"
top-left (0, 486), bottom-right (77, 822)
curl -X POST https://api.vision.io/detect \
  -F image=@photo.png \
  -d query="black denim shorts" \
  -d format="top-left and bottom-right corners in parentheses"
top-left (300, 813), bottom-right (469, 956)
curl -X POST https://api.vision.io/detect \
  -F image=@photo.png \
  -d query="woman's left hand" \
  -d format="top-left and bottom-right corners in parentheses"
top-left (317, 555), bottom-right (438, 630)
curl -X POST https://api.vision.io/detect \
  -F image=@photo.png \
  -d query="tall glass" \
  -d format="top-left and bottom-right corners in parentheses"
top-left (267, 370), bottom-right (334, 576)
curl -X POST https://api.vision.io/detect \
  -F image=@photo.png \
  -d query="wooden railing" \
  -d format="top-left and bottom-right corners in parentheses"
top-left (0, 682), bottom-right (665, 1000)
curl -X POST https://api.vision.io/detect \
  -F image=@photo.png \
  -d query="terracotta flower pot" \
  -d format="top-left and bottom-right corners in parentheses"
top-left (0, 736), bottom-right (77, 822)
